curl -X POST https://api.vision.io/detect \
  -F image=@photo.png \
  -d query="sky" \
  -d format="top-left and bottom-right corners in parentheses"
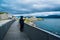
top-left (0, 0), bottom-right (60, 16)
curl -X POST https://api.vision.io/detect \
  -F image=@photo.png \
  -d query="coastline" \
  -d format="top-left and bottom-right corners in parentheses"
top-left (25, 21), bottom-right (60, 38)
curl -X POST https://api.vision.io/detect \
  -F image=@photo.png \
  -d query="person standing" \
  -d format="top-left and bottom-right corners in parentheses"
top-left (19, 16), bottom-right (24, 32)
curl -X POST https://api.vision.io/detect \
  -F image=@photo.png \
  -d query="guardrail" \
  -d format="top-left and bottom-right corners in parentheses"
top-left (0, 20), bottom-right (15, 40)
top-left (24, 23), bottom-right (60, 40)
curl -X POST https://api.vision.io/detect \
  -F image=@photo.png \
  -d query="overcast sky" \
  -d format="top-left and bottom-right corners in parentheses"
top-left (0, 0), bottom-right (60, 16)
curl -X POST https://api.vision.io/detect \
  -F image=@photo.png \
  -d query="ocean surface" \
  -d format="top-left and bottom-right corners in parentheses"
top-left (34, 18), bottom-right (60, 36)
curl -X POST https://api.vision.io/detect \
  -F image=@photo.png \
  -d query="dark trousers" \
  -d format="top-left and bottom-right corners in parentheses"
top-left (20, 24), bottom-right (24, 32)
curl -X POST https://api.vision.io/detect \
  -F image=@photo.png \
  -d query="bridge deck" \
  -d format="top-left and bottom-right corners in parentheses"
top-left (3, 21), bottom-right (29, 40)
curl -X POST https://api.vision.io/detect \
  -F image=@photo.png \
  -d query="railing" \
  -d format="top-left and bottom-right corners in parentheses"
top-left (24, 23), bottom-right (60, 40)
top-left (0, 20), bottom-right (15, 40)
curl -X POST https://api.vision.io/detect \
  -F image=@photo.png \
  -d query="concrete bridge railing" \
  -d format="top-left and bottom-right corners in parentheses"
top-left (0, 20), bottom-right (15, 40)
top-left (24, 23), bottom-right (60, 40)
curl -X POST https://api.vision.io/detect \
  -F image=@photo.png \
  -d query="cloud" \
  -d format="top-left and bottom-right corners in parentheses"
top-left (13, 11), bottom-right (60, 16)
top-left (0, 0), bottom-right (60, 14)
top-left (32, 4), bottom-right (54, 9)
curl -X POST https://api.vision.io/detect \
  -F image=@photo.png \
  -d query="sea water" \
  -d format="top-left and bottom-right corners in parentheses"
top-left (34, 18), bottom-right (60, 36)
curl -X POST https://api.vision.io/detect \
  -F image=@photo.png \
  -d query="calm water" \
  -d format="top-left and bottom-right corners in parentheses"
top-left (34, 18), bottom-right (60, 36)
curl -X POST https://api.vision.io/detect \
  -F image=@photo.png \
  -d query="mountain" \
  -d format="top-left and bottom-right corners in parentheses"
top-left (46, 15), bottom-right (60, 18)
top-left (36, 15), bottom-right (60, 18)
